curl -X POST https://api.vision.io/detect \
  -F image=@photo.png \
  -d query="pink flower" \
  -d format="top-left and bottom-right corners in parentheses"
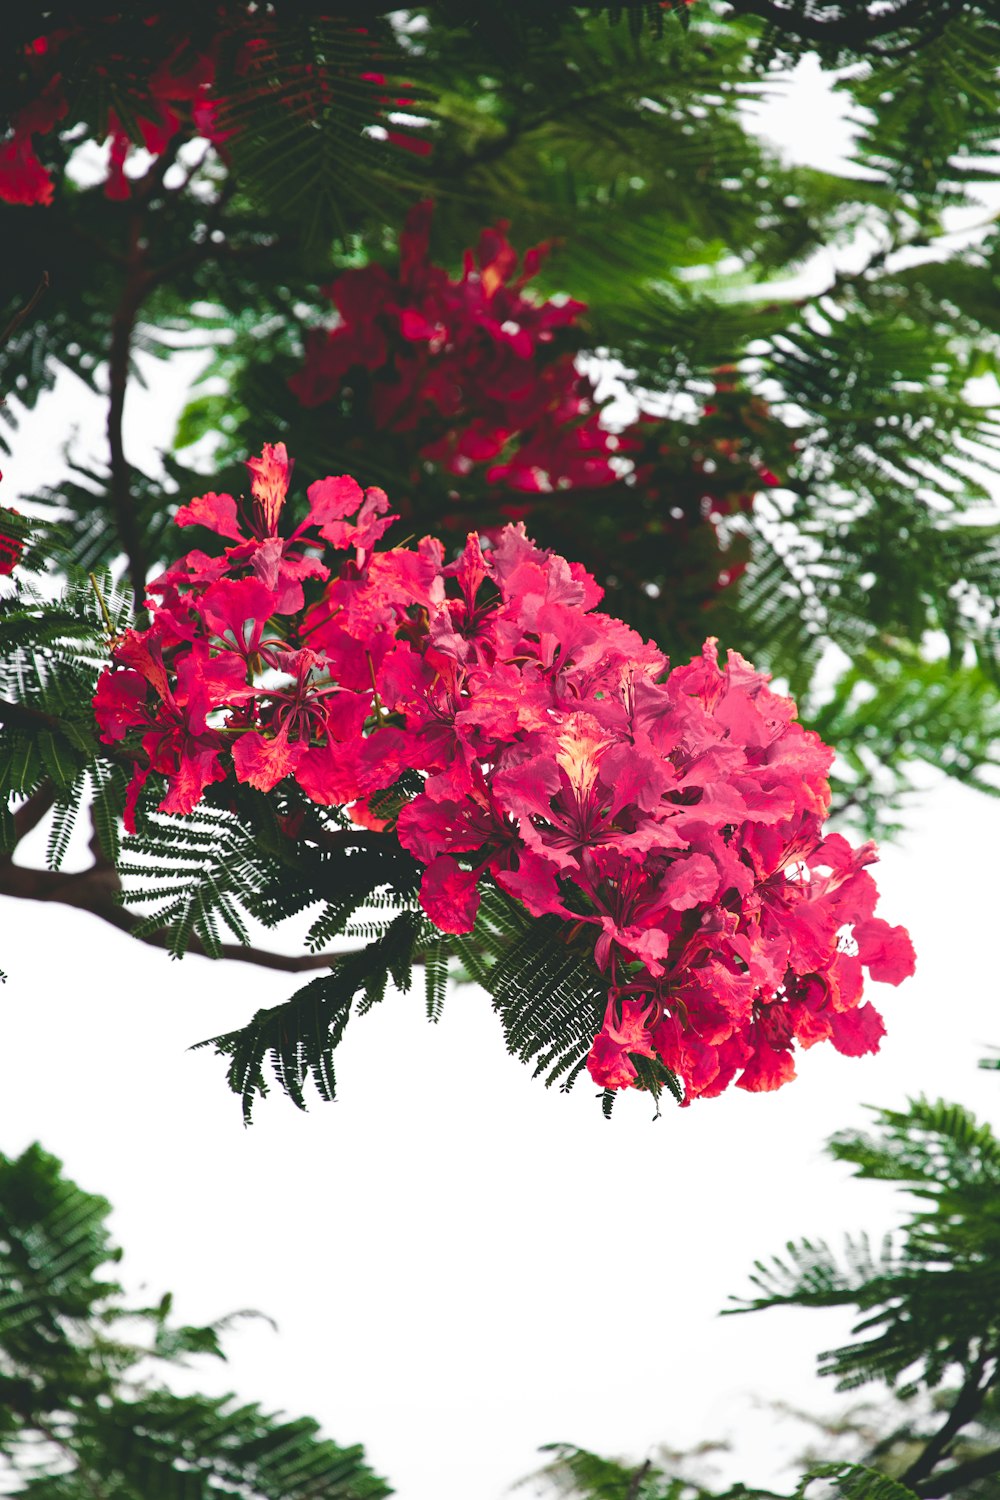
top-left (245, 442), bottom-right (292, 535)
top-left (95, 445), bottom-right (914, 1109)
top-left (586, 997), bottom-right (657, 1089)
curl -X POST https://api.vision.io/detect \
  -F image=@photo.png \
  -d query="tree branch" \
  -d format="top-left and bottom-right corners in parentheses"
top-left (3, 782), bottom-right (58, 856)
top-left (0, 858), bottom-right (340, 972)
top-left (144, 232), bottom-right (289, 298)
top-left (0, 697), bottom-right (71, 734)
top-left (900, 1352), bottom-right (994, 1487)
top-left (626, 1459), bottom-right (651, 1500)
top-left (133, 128), bottom-right (188, 202)
top-left (107, 213), bottom-right (152, 613)
top-left (913, 1442), bottom-right (1000, 1498)
top-left (723, 0), bottom-right (957, 48)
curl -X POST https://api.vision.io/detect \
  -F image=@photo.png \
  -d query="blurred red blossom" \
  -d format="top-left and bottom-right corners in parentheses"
top-left (289, 204), bottom-right (780, 629)
top-left (0, 11), bottom-right (428, 206)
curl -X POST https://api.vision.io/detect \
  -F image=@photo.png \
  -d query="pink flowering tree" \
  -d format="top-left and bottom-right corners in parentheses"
top-left (80, 441), bottom-right (913, 1118)
top-left (3, 1), bottom-right (998, 1121)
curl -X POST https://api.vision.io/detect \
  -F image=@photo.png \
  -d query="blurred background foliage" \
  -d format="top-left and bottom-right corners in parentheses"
top-left (0, 1141), bottom-right (390, 1499)
top-left (529, 1087), bottom-right (1000, 1499)
top-left (8, 1079), bottom-right (1000, 1498)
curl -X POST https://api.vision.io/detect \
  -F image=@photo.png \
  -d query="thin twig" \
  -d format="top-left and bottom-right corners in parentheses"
top-left (626, 1459), bottom-right (651, 1500)
top-left (0, 697), bottom-right (69, 734)
top-left (1, 272), bottom-right (49, 350)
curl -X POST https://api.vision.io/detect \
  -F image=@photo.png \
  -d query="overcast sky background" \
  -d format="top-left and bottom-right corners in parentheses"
top-left (2, 56), bottom-right (1000, 1500)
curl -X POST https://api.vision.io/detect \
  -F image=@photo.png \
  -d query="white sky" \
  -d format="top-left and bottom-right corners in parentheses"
top-left (2, 55), bottom-right (1000, 1500)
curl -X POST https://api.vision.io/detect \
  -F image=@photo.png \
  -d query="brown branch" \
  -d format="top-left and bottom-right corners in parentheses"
top-left (626, 1460), bottom-right (651, 1500)
top-left (306, 825), bottom-right (387, 853)
top-left (107, 213), bottom-right (151, 613)
top-left (901, 1351), bottom-right (996, 1489)
top-left (0, 859), bottom-right (339, 972)
top-left (1, 795), bottom-right (349, 971)
top-left (144, 231), bottom-right (290, 298)
top-left (68, 220), bottom-right (127, 270)
top-left (3, 782), bottom-right (57, 857)
top-left (133, 129), bottom-right (188, 202)
top-left (101, 133), bottom-right (277, 610)
top-left (0, 697), bottom-right (69, 734)
top-left (913, 1443), bottom-right (1000, 1498)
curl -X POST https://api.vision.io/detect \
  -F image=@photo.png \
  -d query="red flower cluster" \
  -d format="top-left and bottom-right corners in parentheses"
top-left (291, 201), bottom-right (616, 496)
top-left (94, 445), bottom-right (914, 1104)
top-left (0, 13), bottom-right (427, 207)
top-left (289, 205), bottom-right (776, 610)
top-left (1, 20), bottom-right (223, 206)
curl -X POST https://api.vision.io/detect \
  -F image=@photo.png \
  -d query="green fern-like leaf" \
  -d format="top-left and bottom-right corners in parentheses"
top-left (797, 1460), bottom-right (918, 1500)
top-left (197, 911), bottom-right (424, 1121)
top-left (727, 1098), bottom-right (1000, 1395)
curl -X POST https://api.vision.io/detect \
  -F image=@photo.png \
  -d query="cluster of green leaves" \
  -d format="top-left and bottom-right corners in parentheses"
top-left (0, 1142), bottom-right (389, 1499)
top-left (531, 1444), bottom-right (920, 1500)
top-left (722, 1099), bottom-right (1000, 1496)
top-left (126, 797), bottom-right (636, 1121)
top-left (427, 1), bottom-right (986, 66)
top-left (730, 1099), bottom-right (1000, 1397)
top-left (0, 566), bottom-right (129, 870)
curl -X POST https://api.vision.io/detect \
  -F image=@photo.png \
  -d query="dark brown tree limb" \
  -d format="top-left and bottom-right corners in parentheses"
top-left (0, 859), bottom-right (338, 972)
top-left (107, 214), bottom-right (151, 613)
top-left (0, 791), bottom-right (367, 971)
top-left (900, 1351), bottom-right (994, 1488)
top-left (625, 1459), bottom-right (651, 1500)
top-left (144, 232), bottom-right (288, 299)
top-left (133, 128), bottom-right (187, 202)
top-left (913, 1442), bottom-right (1000, 1498)
top-left (0, 697), bottom-right (70, 734)
top-left (4, 782), bottom-right (58, 854)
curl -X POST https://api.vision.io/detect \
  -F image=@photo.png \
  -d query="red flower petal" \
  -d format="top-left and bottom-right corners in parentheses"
top-left (174, 491), bottom-right (243, 541)
top-left (854, 918), bottom-right (916, 984)
top-left (420, 855), bottom-right (481, 934)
